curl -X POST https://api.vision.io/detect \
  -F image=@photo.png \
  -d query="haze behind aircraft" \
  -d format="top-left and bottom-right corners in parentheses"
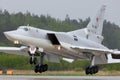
top-left (0, 5), bottom-right (120, 75)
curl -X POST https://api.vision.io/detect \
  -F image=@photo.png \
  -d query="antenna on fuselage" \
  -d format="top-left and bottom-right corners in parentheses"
top-left (27, 24), bottom-right (30, 27)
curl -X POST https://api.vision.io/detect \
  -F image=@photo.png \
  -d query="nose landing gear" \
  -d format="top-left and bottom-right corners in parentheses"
top-left (29, 56), bottom-right (37, 64)
top-left (28, 47), bottom-right (37, 65)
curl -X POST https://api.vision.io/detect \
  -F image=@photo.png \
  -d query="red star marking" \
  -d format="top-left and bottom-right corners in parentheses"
top-left (96, 17), bottom-right (98, 22)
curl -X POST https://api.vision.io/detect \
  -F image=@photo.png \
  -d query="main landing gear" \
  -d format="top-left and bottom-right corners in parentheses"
top-left (34, 52), bottom-right (48, 73)
top-left (85, 56), bottom-right (99, 75)
top-left (28, 47), bottom-right (37, 65)
top-left (28, 47), bottom-right (48, 73)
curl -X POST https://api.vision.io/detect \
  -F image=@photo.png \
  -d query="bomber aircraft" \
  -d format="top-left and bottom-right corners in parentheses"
top-left (0, 5), bottom-right (120, 75)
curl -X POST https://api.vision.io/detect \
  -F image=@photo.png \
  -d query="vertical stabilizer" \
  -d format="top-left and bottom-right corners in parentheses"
top-left (68, 5), bottom-right (106, 43)
top-left (87, 5), bottom-right (106, 35)
top-left (85, 5), bottom-right (106, 43)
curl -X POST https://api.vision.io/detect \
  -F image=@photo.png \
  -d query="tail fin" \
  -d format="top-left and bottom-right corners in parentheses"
top-left (85, 5), bottom-right (106, 43)
top-left (87, 5), bottom-right (106, 35)
top-left (68, 5), bottom-right (106, 43)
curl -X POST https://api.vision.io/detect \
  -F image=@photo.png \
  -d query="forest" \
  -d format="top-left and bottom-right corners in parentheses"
top-left (0, 9), bottom-right (120, 71)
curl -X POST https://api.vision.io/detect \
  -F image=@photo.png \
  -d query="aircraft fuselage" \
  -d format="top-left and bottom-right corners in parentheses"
top-left (4, 26), bottom-right (107, 59)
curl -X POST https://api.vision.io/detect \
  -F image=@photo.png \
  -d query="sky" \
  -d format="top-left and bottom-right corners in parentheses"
top-left (0, 0), bottom-right (120, 26)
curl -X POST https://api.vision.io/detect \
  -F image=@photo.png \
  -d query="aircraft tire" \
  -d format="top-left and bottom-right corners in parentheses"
top-left (44, 64), bottom-right (48, 71)
top-left (85, 66), bottom-right (99, 75)
top-left (39, 64), bottom-right (48, 73)
top-left (85, 66), bottom-right (90, 75)
top-left (39, 65), bottom-right (43, 73)
top-left (34, 64), bottom-right (48, 73)
top-left (94, 66), bottom-right (98, 73)
top-left (34, 65), bottom-right (39, 73)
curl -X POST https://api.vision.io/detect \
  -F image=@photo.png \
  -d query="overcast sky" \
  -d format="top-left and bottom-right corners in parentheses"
top-left (0, 0), bottom-right (120, 26)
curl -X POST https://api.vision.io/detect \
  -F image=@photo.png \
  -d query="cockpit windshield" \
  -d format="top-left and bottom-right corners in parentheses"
top-left (17, 26), bottom-right (29, 31)
top-left (23, 27), bottom-right (29, 31)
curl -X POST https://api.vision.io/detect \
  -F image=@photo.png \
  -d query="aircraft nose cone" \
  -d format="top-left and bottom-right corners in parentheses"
top-left (4, 31), bottom-right (15, 41)
top-left (4, 31), bottom-right (10, 37)
top-left (4, 31), bottom-right (21, 44)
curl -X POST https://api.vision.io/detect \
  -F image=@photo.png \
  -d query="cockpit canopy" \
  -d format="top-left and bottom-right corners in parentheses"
top-left (17, 26), bottom-right (30, 31)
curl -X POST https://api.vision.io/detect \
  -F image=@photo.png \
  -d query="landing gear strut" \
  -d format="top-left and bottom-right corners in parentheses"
top-left (29, 55), bottom-right (37, 64)
top-left (34, 52), bottom-right (48, 73)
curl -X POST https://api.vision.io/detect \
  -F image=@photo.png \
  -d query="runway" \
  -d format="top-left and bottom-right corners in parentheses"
top-left (0, 76), bottom-right (120, 80)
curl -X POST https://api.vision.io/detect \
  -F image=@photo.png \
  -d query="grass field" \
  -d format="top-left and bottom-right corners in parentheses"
top-left (11, 70), bottom-right (120, 76)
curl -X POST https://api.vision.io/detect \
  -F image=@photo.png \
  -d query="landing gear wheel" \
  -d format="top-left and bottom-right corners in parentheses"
top-left (38, 64), bottom-right (48, 73)
top-left (39, 65), bottom-right (43, 73)
top-left (94, 66), bottom-right (98, 73)
top-left (34, 64), bottom-right (48, 73)
top-left (85, 66), bottom-right (99, 75)
top-left (44, 64), bottom-right (48, 71)
top-left (34, 65), bottom-right (39, 73)
top-left (85, 66), bottom-right (90, 75)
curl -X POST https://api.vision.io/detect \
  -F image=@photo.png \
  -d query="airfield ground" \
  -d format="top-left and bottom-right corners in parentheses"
top-left (8, 70), bottom-right (120, 76)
